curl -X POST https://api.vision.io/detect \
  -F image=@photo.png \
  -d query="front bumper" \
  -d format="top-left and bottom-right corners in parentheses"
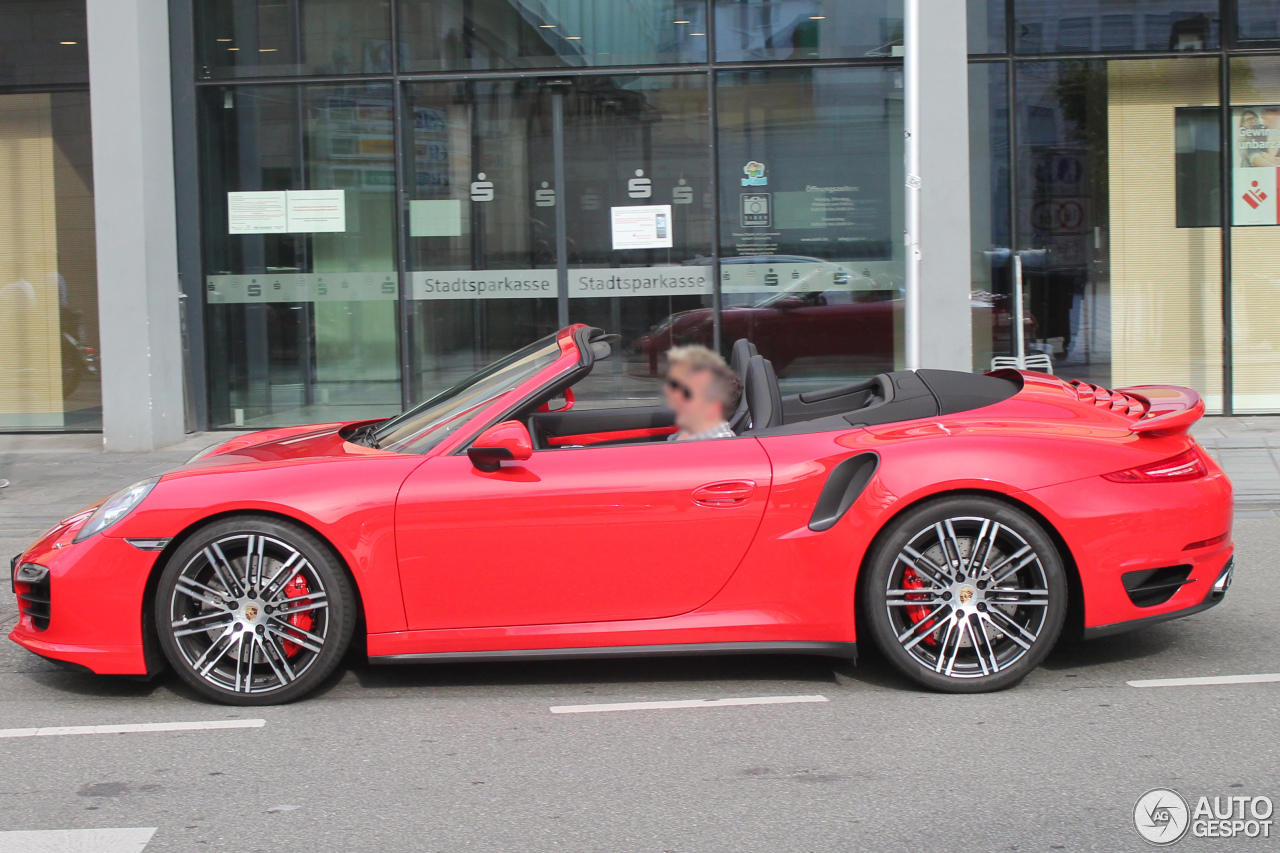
top-left (8, 518), bottom-right (158, 676)
top-left (1082, 557), bottom-right (1234, 639)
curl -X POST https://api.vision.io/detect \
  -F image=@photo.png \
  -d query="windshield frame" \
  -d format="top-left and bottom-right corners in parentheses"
top-left (373, 333), bottom-right (566, 454)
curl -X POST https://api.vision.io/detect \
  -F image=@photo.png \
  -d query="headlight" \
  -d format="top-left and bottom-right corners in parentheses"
top-left (72, 477), bottom-right (159, 543)
top-left (186, 439), bottom-right (231, 464)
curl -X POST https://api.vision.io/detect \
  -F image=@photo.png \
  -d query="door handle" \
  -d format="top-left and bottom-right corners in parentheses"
top-left (692, 480), bottom-right (756, 507)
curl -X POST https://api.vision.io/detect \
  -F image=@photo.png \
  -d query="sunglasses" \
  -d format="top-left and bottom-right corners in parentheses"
top-left (665, 377), bottom-right (693, 400)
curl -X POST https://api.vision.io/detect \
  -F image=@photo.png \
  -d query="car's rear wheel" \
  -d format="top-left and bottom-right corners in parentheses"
top-left (863, 496), bottom-right (1067, 693)
top-left (155, 516), bottom-right (355, 705)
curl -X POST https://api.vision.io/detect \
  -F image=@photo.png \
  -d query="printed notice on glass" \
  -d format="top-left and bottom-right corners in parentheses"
top-left (228, 191), bottom-right (287, 234)
top-left (286, 189), bottom-right (346, 233)
top-left (611, 204), bottom-right (673, 250)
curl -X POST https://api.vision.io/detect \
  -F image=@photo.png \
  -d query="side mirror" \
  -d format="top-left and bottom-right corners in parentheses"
top-left (468, 420), bottom-right (533, 473)
top-left (536, 386), bottom-right (575, 413)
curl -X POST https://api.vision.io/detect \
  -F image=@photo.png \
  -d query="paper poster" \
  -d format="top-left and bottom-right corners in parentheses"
top-left (228, 191), bottom-right (287, 234)
top-left (286, 189), bottom-right (346, 233)
top-left (611, 204), bottom-right (673, 250)
top-left (1234, 106), bottom-right (1280, 225)
top-left (227, 190), bottom-right (347, 234)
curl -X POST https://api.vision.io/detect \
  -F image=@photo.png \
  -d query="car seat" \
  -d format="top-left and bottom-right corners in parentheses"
top-left (742, 354), bottom-right (783, 432)
top-left (728, 339), bottom-right (757, 432)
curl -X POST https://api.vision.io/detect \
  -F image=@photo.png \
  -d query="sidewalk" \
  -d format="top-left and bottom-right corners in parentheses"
top-left (1188, 416), bottom-right (1280, 516)
top-left (1, 416), bottom-right (1278, 551)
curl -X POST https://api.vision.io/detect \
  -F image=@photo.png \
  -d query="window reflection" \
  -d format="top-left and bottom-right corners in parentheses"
top-left (403, 79), bottom-right (559, 402)
top-left (1003, 58), bottom-right (1223, 411)
top-left (713, 67), bottom-right (904, 392)
top-left (0, 0), bottom-right (88, 86)
top-left (1230, 56), bottom-right (1280, 412)
top-left (197, 0), bottom-right (391, 79)
top-left (397, 0), bottom-right (708, 71)
top-left (969, 63), bottom-right (1014, 372)
top-left (404, 75), bottom-right (713, 408)
top-left (0, 91), bottom-right (99, 429)
top-left (200, 84), bottom-right (400, 428)
top-left (1237, 1), bottom-right (1280, 42)
top-left (968, 0), bottom-right (1007, 55)
top-left (714, 0), bottom-right (902, 62)
top-left (1013, 2), bottom-right (1218, 54)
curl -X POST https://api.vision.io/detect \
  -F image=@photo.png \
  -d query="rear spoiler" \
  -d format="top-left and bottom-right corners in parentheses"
top-left (1119, 385), bottom-right (1205, 437)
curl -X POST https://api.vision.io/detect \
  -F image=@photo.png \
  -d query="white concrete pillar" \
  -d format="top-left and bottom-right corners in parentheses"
top-left (87, 0), bottom-right (186, 450)
top-left (916, 0), bottom-right (974, 371)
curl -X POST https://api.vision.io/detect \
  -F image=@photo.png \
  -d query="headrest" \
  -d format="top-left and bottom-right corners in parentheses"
top-left (730, 339), bottom-right (758, 379)
top-left (744, 355), bottom-right (783, 432)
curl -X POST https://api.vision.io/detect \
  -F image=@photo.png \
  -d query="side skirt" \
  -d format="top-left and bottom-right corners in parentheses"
top-left (369, 640), bottom-right (857, 665)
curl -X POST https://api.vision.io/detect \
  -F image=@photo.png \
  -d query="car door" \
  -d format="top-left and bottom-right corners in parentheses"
top-left (394, 437), bottom-right (772, 630)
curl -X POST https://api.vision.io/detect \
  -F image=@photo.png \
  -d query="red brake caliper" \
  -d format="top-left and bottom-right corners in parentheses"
top-left (902, 568), bottom-right (938, 646)
top-left (281, 574), bottom-right (313, 657)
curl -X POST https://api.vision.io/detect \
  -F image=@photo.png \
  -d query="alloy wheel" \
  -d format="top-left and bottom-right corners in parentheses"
top-left (865, 497), bottom-right (1066, 692)
top-left (885, 516), bottom-right (1050, 678)
top-left (165, 531), bottom-right (334, 697)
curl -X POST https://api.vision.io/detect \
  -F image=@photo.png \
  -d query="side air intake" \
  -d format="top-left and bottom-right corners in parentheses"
top-left (1121, 565), bottom-right (1194, 608)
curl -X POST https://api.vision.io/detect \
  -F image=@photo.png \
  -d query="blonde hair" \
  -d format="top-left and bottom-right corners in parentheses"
top-left (667, 345), bottom-right (742, 419)
top-left (667, 344), bottom-right (728, 373)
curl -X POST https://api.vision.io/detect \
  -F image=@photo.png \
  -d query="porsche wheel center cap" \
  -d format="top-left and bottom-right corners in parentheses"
top-left (243, 604), bottom-right (259, 621)
top-left (958, 586), bottom-right (975, 606)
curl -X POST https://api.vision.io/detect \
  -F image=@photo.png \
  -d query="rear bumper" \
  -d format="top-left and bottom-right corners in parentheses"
top-left (1023, 465), bottom-right (1234, 634)
top-left (1081, 557), bottom-right (1234, 640)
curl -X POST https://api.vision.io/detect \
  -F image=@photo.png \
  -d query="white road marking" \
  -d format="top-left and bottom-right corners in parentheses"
top-left (1128, 673), bottom-right (1280, 688)
top-left (550, 694), bottom-right (829, 714)
top-left (0, 828), bottom-right (157, 853)
top-left (0, 719), bottom-right (265, 739)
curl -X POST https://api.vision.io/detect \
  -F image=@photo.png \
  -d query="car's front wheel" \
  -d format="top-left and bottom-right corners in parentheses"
top-left (155, 516), bottom-right (355, 705)
top-left (862, 496), bottom-right (1067, 692)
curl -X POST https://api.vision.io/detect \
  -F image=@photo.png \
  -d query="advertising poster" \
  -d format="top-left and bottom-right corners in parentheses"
top-left (1233, 106), bottom-right (1280, 225)
top-left (611, 204), bottom-right (673, 250)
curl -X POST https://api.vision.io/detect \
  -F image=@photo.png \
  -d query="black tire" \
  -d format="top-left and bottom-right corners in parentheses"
top-left (155, 516), bottom-right (355, 705)
top-left (862, 496), bottom-right (1067, 693)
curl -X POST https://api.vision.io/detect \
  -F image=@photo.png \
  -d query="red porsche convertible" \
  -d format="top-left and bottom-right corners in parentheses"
top-left (10, 326), bottom-right (1233, 705)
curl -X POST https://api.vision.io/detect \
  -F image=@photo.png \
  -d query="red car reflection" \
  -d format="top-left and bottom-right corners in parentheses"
top-left (635, 288), bottom-right (1034, 376)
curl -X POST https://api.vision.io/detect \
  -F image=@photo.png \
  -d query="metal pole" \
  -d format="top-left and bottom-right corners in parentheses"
top-left (1013, 253), bottom-right (1025, 367)
top-left (552, 88), bottom-right (570, 329)
top-left (903, 0), bottom-right (922, 370)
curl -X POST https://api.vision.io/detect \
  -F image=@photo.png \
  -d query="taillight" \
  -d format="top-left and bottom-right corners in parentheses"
top-left (1103, 448), bottom-right (1207, 483)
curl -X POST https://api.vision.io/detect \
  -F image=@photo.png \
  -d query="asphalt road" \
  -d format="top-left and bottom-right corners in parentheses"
top-left (0, 512), bottom-right (1274, 853)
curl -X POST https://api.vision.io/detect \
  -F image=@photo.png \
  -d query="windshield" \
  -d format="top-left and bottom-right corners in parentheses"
top-left (373, 334), bottom-right (562, 453)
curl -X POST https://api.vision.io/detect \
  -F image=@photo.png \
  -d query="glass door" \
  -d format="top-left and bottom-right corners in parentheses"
top-left (402, 73), bottom-right (713, 408)
top-left (402, 79), bottom-right (559, 404)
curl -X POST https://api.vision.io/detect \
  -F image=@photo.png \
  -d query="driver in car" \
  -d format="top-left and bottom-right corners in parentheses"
top-left (664, 346), bottom-right (741, 441)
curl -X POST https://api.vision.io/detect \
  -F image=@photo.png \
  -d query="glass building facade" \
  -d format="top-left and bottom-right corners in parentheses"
top-left (194, 0), bottom-right (910, 428)
top-left (8, 1), bottom-right (1280, 436)
top-left (970, 1), bottom-right (1280, 414)
top-left (0, 1), bottom-right (99, 429)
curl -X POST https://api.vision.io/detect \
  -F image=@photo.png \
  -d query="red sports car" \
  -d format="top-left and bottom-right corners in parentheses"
top-left (10, 325), bottom-right (1234, 705)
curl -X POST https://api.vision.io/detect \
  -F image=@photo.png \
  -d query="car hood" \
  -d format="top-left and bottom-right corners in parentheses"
top-left (181, 420), bottom-right (387, 470)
